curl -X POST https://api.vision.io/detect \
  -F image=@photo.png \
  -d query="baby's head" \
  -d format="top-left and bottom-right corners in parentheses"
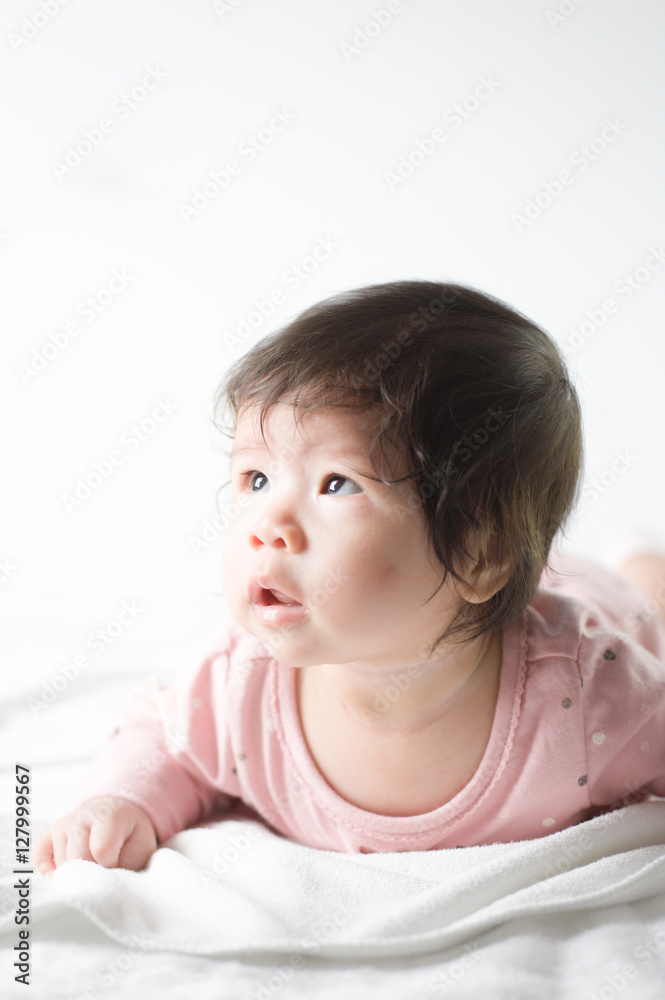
top-left (213, 280), bottom-right (583, 660)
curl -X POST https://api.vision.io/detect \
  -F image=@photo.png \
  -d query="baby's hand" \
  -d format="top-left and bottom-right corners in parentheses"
top-left (32, 797), bottom-right (158, 876)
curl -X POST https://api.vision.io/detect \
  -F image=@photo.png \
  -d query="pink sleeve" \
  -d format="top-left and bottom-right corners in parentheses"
top-left (76, 636), bottom-right (239, 843)
top-left (541, 552), bottom-right (665, 804)
top-left (578, 628), bottom-right (665, 807)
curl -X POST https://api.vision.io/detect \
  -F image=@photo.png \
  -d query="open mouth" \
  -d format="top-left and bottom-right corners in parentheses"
top-left (258, 587), bottom-right (302, 607)
top-left (249, 579), bottom-right (308, 627)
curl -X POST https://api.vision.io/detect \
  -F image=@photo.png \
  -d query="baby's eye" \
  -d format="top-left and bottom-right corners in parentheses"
top-left (247, 471), bottom-right (269, 492)
top-left (324, 475), bottom-right (362, 496)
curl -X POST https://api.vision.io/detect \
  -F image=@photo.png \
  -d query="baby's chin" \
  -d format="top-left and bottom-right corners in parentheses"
top-left (226, 604), bottom-right (321, 666)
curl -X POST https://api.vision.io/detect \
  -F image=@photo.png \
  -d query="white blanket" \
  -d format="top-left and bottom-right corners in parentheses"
top-left (2, 802), bottom-right (665, 998)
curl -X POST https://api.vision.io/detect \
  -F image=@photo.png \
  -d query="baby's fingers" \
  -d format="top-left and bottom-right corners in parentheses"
top-left (63, 822), bottom-right (96, 864)
top-left (35, 822), bottom-right (96, 873)
top-left (88, 815), bottom-right (127, 869)
top-left (116, 820), bottom-right (158, 872)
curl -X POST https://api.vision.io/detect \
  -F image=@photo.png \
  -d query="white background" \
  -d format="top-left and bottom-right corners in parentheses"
top-left (1, 0), bottom-right (665, 722)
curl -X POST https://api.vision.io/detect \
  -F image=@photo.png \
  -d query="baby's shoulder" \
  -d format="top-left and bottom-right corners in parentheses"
top-left (525, 587), bottom-right (665, 727)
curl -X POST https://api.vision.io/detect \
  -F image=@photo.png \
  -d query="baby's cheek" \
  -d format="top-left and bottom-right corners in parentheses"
top-left (348, 557), bottom-right (402, 604)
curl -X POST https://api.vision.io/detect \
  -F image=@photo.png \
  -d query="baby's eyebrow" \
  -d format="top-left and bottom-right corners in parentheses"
top-left (230, 443), bottom-right (372, 463)
top-left (229, 443), bottom-right (278, 463)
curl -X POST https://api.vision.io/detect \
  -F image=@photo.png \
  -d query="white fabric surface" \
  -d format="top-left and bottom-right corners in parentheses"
top-left (2, 801), bottom-right (665, 959)
top-left (2, 804), bottom-right (665, 998)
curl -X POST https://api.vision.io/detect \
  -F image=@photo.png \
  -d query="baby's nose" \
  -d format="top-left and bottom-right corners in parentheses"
top-left (249, 514), bottom-right (305, 552)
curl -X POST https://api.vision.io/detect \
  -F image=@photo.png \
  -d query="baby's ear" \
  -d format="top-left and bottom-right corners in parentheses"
top-left (455, 525), bottom-right (512, 605)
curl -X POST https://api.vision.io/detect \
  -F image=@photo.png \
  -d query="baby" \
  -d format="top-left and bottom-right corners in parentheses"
top-left (33, 280), bottom-right (665, 873)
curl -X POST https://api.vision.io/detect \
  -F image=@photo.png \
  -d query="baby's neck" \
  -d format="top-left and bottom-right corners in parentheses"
top-left (295, 630), bottom-right (503, 816)
top-left (303, 630), bottom-right (502, 737)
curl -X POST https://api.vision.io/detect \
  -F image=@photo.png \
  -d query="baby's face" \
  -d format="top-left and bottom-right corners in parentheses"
top-left (220, 401), bottom-right (463, 670)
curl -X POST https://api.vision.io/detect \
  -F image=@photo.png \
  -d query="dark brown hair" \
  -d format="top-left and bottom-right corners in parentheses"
top-left (213, 280), bottom-right (584, 652)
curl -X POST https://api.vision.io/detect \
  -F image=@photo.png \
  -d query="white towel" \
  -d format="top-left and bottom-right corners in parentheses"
top-left (2, 801), bottom-right (665, 960)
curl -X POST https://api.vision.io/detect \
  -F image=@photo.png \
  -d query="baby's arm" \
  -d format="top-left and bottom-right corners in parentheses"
top-left (33, 797), bottom-right (157, 876)
top-left (32, 641), bottom-right (237, 874)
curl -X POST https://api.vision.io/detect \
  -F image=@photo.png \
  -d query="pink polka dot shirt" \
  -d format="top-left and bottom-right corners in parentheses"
top-left (78, 553), bottom-right (665, 852)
